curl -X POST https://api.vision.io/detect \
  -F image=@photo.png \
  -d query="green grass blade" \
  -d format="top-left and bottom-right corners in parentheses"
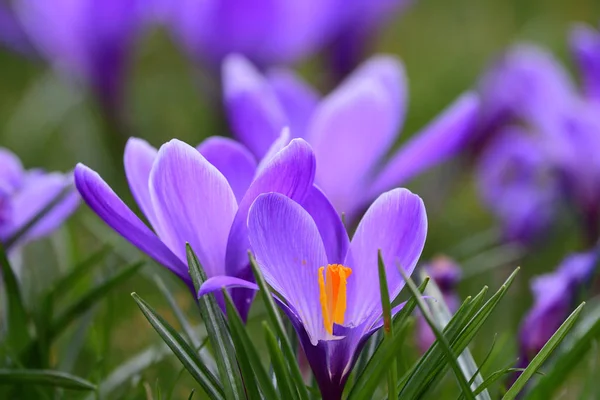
top-left (377, 250), bottom-right (398, 400)
top-left (263, 322), bottom-right (297, 400)
top-left (503, 302), bottom-right (586, 400)
top-left (132, 292), bottom-right (224, 400)
top-left (0, 369), bottom-right (95, 391)
top-left (249, 252), bottom-right (309, 400)
top-left (186, 244), bottom-right (244, 400)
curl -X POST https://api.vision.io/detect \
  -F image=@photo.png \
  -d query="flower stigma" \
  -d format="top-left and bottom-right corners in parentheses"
top-left (318, 264), bottom-right (352, 335)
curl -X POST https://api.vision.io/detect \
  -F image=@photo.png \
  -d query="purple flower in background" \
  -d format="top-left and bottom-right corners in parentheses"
top-left (166, 0), bottom-right (337, 67)
top-left (518, 251), bottom-right (597, 367)
top-left (224, 54), bottom-right (479, 219)
top-left (0, 3), bottom-right (33, 55)
top-left (13, 0), bottom-right (143, 113)
top-left (476, 127), bottom-right (559, 246)
top-left (0, 148), bottom-right (79, 252)
top-left (74, 137), bottom-right (315, 320)
top-left (570, 22), bottom-right (600, 104)
top-left (416, 256), bottom-right (462, 353)
top-left (200, 188), bottom-right (427, 399)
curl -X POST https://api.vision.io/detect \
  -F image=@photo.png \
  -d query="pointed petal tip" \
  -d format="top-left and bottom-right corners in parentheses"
top-left (197, 276), bottom-right (259, 298)
top-left (223, 53), bottom-right (264, 96)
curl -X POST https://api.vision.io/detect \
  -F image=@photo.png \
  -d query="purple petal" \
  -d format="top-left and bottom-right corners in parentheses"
top-left (265, 68), bottom-right (320, 138)
top-left (124, 137), bottom-right (159, 229)
top-left (248, 192), bottom-right (328, 344)
top-left (0, 4), bottom-right (33, 55)
top-left (570, 23), bottom-right (600, 103)
top-left (0, 147), bottom-right (24, 191)
top-left (198, 275), bottom-right (259, 297)
top-left (225, 138), bottom-right (316, 279)
top-left (149, 139), bottom-right (238, 278)
top-left (255, 128), bottom-right (291, 176)
top-left (301, 186), bottom-right (349, 264)
top-left (369, 92), bottom-right (480, 197)
top-left (197, 136), bottom-right (257, 202)
top-left (305, 65), bottom-right (401, 214)
top-left (74, 164), bottom-right (189, 283)
top-left (222, 54), bottom-right (288, 158)
top-left (345, 188), bottom-right (427, 326)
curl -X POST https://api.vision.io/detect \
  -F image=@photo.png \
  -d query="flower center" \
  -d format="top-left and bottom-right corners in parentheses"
top-left (318, 264), bottom-right (352, 335)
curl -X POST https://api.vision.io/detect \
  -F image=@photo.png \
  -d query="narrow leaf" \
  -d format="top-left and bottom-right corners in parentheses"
top-left (0, 369), bottom-right (95, 391)
top-left (377, 250), bottom-right (397, 400)
top-left (264, 322), bottom-right (297, 400)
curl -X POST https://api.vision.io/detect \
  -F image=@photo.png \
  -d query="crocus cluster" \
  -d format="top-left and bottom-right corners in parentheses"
top-left (0, 147), bottom-right (79, 254)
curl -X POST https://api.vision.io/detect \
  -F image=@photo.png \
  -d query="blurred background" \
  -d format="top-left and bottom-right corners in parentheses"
top-left (2, 0), bottom-right (600, 398)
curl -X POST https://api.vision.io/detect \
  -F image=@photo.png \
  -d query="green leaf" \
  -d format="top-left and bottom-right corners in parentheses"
top-left (223, 290), bottom-right (278, 400)
top-left (248, 252), bottom-right (309, 400)
top-left (263, 322), bottom-right (297, 400)
top-left (0, 369), bottom-right (95, 391)
top-left (526, 302), bottom-right (600, 399)
top-left (470, 368), bottom-right (525, 396)
top-left (377, 250), bottom-right (398, 400)
top-left (503, 302), bottom-right (585, 400)
top-left (186, 244), bottom-right (244, 400)
top-left (0, 244), bottom-right (31, 357)
top-left (49, 260), bottom-right (144, 340)
top-left (399, 267), bottom-right (476, 400)
top-left (132, 292), bottom-right (224, 400)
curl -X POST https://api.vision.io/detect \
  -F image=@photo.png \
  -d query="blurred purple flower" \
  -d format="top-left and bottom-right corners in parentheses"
top-left (0, 148), bottom-right (79, 252)
top-left (199, 188), bottom-right (427, 399)
top-left (223, 54), bottom-right (479, 218)
top-left (166, 0), bottom-right (337, 67)
top-left (0, 3), bottom-right (33, 55)
top-left (416, 256), bottom-right (462, 353)
top-left (519, 251), bottom-right (597, 366)
top-left (570, 22), bottom-right (600, 104)
top-left (74, 136), bottom-right (316, 320)
top-left (13, 0), bottom-right (143, 112)
top-left (476, 127), bottom-right (559, 245)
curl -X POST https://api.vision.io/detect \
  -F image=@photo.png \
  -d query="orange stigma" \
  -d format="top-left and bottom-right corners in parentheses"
top-left (318, 264), bottom-right (352, 335)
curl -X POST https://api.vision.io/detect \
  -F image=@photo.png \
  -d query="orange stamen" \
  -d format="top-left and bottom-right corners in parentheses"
top-left (318, 264), bottom-right (352, 335)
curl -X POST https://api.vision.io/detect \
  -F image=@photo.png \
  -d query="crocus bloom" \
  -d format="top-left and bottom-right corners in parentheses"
top-left (0, 147), bottom-right (79, 252)
top-left (0, 3), bottom-right (33, 55)
top-left (200, 188), bottom-right (427, 398)
top-left (166, 0), bottom-right (337, 68)
top-left (224, 53), bottom-right (479, 219)
top-left (74, 136), bottom-right (316, 320)
top-left (476, 127), bottom-right (559, 245)
top-left (416, 256), bottom-right (461, 353)
top-left (518, 251), bottom-right (597, 366)
top-left (13, 0), bottom-right (143, 113)
top-left (570, 22), bottom-right (600, 104)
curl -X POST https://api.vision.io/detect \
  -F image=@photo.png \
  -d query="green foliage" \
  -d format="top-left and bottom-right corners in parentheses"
top-left (0, 368), bottom-right (96, 391)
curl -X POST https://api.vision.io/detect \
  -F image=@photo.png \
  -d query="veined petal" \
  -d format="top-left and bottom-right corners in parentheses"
top-left (74, 164), bottom-right (189, 283)
top-left (197, 136), bottom-right (257, 202)
top-left (305, 69), bottom-right (399, 215)
top-left (149, 139), bottom-right (238, 278)
top-left (124, 137), bottom-right (159, 229)
top-left (301, 186), bottom-right (349, 265)
top-left (223, 54), bottom-right (288, 158)
top-left (266, 68), bottom-right (320, 138)
top-left (345, 188), bottom-right (427, 326)
top-left (225, 138), bottom-right (316, 278)
top-left (0, 147), bottom-right (24, 190)
top-left (248, 193), bottom-right (328, 344)
top-left (368, 92), bottom-right (480, 197)
top-left (255, 128), bottom-right (291, 176)
top-left (570, 23), bottom-right (600, 102)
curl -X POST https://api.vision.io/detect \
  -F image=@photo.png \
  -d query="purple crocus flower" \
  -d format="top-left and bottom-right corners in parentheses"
top-left (200, 188), bottom-right (427, 398)
top-left (224, 53), bottom-right (479, 219)
top-left (476, 127), bottom-right (559, 246)
top-left (0, 147), bottom-right (79, 252)
top-left (0, 3), bottom-right (33, 55)
top-left (13, 0), bottom-right (143, 114)
top-left (570, 22), bottom-right (600, 104)
top-left (416, 256), bottom-right (462, 353)
top-left (166, 0), bottom-right (337, 68)
top-left (74, 136), bottom-right (316, 319)
top-left (518, 251), bottom-right (597, 367)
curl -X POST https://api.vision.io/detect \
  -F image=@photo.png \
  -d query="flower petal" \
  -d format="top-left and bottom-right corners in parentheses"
top-left (0, 147), bottom-right (24, 190)
top-left (344, 188), bottom-right (427, 326)
top-left (266, 68), bottom-right (320, 138)
top-left (305, 59), bottom-right (402, 215)
top-left (225, 138), bottom-right (316, 278)
top-left (149, 139), bottom-right (238, 278)
top-left (222, 54), bottom-right (288, 158)
top-left (368, 92), bottom-right (480, 197)
top-left (124, 137), bottom-right (159, 228)
top-left (198, 276), bottom-right (259, 297)
top-left (197, 136), bottom-right (257, 202)
top-left (248, 192), bottom-right (328, 344)
top-left (255, 128), bottom-right (291, 176)
top-left (74, 163), bottom-right (189, 283)
top-left (570, 23), bottom-right (600, 103)
top-left (301, 185), bottom-right (349, 264)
